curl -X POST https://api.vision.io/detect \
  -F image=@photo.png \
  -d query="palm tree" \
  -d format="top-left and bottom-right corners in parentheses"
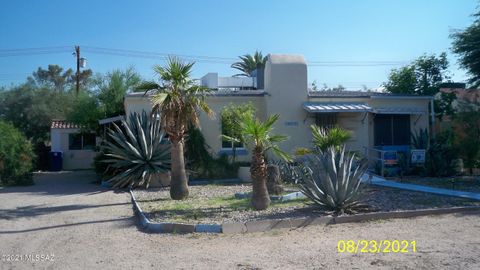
top-left (223, 113), bottom-right (290, 210)
top-left (310, 125), bottom-right (351, 151)
top-left (137, 57), bottom-right (214, 200)
top-left (231, 51), bottom-right (268, 77)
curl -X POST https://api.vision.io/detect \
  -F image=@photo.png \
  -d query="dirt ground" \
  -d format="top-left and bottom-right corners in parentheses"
top-left (1, 171), bottom-right (479, 270)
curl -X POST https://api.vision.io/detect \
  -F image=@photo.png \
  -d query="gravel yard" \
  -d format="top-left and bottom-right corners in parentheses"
top-left (134, 185), bottom-right (311, 223)
top-left (134, 184), bottom-right (480, 224)
top-left (1, 171), bottom-right (480, 269)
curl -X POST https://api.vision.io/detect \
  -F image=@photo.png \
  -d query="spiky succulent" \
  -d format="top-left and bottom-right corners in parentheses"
top-left (269, 160), bottom-right (304, 184)
top-left (297, 146), bottom-right (368, 214)
top-left (102, 111), bottom-right (171, 188)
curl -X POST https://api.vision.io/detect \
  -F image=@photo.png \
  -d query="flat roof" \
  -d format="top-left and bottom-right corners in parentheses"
top-left (303, 102), bottom-right (428, 115)
top-left (126, 89), bottom-right (266, 98)
top-left (308, 90), bottom-right (433, 99)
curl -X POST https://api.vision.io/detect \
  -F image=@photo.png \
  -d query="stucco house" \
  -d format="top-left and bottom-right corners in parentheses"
top-left (50, 120), bottom-right (98, 170)
top-left (124, 54), bottom-right (433, 164)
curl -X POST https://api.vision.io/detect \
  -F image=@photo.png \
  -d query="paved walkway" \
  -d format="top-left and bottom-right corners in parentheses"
top-left (365, 174), bottom-right (480, 201)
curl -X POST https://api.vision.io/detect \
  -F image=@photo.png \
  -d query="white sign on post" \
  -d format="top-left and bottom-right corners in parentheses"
top-left (411, 150), bottom-right (426, 164)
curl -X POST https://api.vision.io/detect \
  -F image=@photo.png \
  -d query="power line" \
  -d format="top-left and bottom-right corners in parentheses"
top-left (0, 46), bottom-right (73, 57)
top-left (82, 46), bottom-right (237, 61)
top-left (0, 45), bottom-right (408, 66)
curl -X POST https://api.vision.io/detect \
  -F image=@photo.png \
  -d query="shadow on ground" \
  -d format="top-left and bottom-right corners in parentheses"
top-left (0, 217), bottom-right (136, 234)
top-left (0, 202), bottom-right (131, 220)
top-left (0, 170), bottom-right (137, 234)
top-left (0, 170), bottom-right (122, 196)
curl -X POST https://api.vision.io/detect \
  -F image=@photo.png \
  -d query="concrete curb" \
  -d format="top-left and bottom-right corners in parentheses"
top-left (129, 189), bottom-right (480, 234)
top-left (234, 191), bottom-right (306, 201)
top-left (130, 189), bottom-right (224, 233)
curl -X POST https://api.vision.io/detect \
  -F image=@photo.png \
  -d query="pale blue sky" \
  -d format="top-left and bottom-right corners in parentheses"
top-left (0, 0), bottom-right (478, 89)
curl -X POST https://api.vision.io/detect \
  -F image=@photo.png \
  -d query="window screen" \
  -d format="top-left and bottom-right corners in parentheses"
top-left (69, 134), bottom-right (82, 150)
top-left (374, 114), bottom-right (411, 146)
top-left (315, 113), bottom-right (337, 129)
top-left (82, 134), bottom-right (96, 150)
top-left (68, 133), bottom-right (96, 150)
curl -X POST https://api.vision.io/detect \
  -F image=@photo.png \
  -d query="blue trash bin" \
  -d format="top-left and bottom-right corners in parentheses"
top-left (49, 151), bottom-right (63, 171)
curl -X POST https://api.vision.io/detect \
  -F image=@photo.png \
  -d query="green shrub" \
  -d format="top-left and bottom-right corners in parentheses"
top-left (185, 127), bottom-right (213, 170)
top-left (453, 109), bottom-right (480, 174)
top-left (185, 127), bottom-right (241, 180)
top-left (311, 125), bottom-right (351, 151)
top-left (411, 128), bottom-right (457, 177)
top-left (427, 130), bottom-right (458, 176)
top-left (220, 103), bottom-right (255, 162)
top-left (191, 154), bottom-right (240, 179)
top-left (0, 121), bottom-right (34, 186)
top-left (297, 146), bottom-right (368, 214)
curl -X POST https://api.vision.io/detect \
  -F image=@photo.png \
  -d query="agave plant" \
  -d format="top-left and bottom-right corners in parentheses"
top-left (411, 128), bottom-right (429, 149)
top-left (269, 160), bottom-right (304, 184)
top-left (297, 146), bottom-right (368, 214)
top-left (102, 111), bottom-right (171, 188)
top-left (311, 125), bottom-right (351, 151)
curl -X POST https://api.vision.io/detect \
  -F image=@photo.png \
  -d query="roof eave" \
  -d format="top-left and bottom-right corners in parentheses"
top-left (370, 95), bottom-right (433, 100)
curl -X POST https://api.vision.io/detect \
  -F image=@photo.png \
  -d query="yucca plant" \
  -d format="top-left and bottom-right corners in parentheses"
top-left (311, 125), bottom-right (351, 151)
top-left (297, 146), bottom-right (368, 214)
top-left (102, 111), bottom-right (171, 188)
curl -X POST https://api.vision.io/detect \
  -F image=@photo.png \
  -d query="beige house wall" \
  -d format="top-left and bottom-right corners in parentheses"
top-left (198, 96), bottom-right (266, 161)
top-left (123, 54), bottom-right (432, 161)
top-left (263, 54), bottom-right (314, 157)
top-left (124, 95), bottom-right (154, 117)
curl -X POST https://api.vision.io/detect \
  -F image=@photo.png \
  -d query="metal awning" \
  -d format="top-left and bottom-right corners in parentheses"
top-left (98, 115), bottom-right (125, 125)
top-left (303, 102), bottom-right (372, 113)
top-left (373, 108), bottom-right (426, 115)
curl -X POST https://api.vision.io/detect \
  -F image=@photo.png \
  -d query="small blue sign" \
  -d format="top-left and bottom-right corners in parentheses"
top-left (285, 121), bottom-right (299, 126)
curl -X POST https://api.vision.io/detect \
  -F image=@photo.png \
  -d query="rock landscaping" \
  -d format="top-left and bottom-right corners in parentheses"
top-left (132, 183), bottom-right (480, 227)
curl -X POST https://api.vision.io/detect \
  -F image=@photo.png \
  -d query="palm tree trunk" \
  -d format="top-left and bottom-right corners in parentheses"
top-left (250, 146), bottom-right (270, 210)
top-left (170, 140), bottom-right (189, 200)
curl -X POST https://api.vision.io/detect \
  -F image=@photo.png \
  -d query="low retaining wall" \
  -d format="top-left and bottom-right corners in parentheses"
top-left (130, 190), bottom-right (480, 234)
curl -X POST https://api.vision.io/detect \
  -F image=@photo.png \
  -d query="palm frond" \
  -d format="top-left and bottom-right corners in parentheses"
top-left (135, 81), bottom-right (162, 96)
top-left (231, 50), bottom-right (267, 77)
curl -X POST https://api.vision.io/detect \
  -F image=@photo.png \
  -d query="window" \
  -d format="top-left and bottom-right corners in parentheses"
top-left (221, 138), bottom-right (244, 149)
top-left (374, 114), bottom-right (411, 146)
top-left (69, 133), bottom-right (96, 150)
top-left (315, 113), bottom-right (337, 129)
top-left (221, 121), bottom-right (245, 150)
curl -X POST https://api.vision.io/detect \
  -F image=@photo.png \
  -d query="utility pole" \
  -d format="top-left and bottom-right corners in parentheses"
top-left (75, 45), bottom-right (80, 96)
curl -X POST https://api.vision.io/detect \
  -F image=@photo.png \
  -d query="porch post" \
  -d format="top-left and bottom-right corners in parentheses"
top-left (430, 99), bottom-right (436, 139)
